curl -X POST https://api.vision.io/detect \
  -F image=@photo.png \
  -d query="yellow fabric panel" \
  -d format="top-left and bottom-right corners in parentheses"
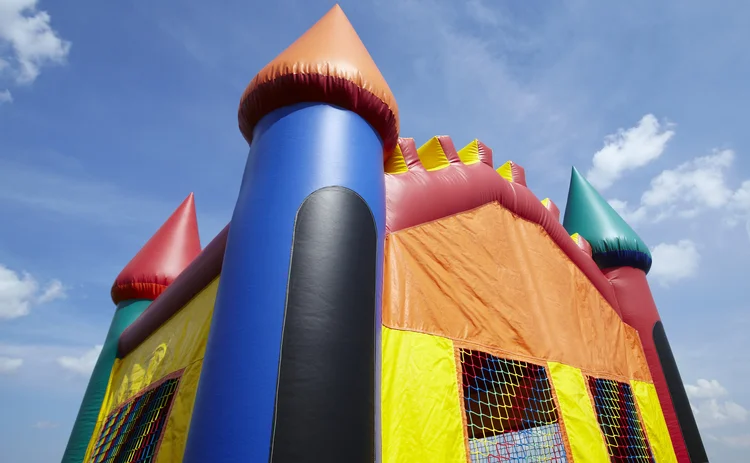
top-left (156, 361), bottom-right (204, 463)
top-left (416, 136), bottom-right (450, 171)
top-left (548, 362), bottom-right (609, 462)
top-left (382, 327), bottom-right (467, 463)
top-left (541, 198), bottom-right (551, 208)
top-left (457, 140), bottom-right (481, 165)
top-left (99, 277), bottom-right (219, 463)
top-left (385, 143), bottom-right (409, 174)
top-left (632, 380), bottom-right (678, 463)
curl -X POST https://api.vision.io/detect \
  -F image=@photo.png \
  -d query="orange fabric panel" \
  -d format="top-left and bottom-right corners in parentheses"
top-left (624, 327), bottom-right (652, 383)
top-left (382, 202), bottom-right (650, 382)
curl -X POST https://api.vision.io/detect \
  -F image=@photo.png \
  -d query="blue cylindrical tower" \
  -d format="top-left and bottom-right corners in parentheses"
top-left (184, 5), bottom-right (399, 463)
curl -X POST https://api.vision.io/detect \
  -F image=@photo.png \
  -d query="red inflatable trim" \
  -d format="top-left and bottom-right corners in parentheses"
top-left (604, 267), bottom-right (691, 462)
top-left (543, 199), bottom-right (561, 222)
top-left (111, 282), bottom-right (167, 303)
top-left (240, 75), bottom-right (398, 154)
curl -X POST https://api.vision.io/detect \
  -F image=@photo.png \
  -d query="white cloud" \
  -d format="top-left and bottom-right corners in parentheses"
top-left (608, 198), bottom-right (648, 224)
top-left (32, 420), bottom-right (59, 429)
top-left (732, 180), bottom-right (750, 210)
top-left (697, 399), bottom-right (749, 429)
top-left (587, 114), bottom-right (675, 190)
top-left (0, 88), bottom-right (11, 104)
top-left (610, 148), bottom-right (750, 229)
top-left (57, 344), bottom-right (102, 376)
top-left (0, 265), bottom-right (37, 319)
top-left (0, 356), bottom-right (23, 373)
top-left (686, 379), bottom-right (728, 399)
top-left (0, 342), bottom-right (108, 388)
top-left (38, 279), bottom-right (65, 303)
top-left (0, 264), bottom-right (67, 319)
top-left (649, 239), bottom-right (700, 286)
top-left (0, 0), bottom-right (71, 84)
top-left (687, 379), bottom-right (748, 431)
top-left (642, 149), bottom-right (735, 211)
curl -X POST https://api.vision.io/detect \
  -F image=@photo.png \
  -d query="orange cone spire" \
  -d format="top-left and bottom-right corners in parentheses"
top-left (238, 4), bottom-right (399, 155)
top-left (111, 193), bottom-right (202, 304)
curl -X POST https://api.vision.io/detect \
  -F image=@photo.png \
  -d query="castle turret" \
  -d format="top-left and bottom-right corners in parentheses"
top-left (61, 193), bottom-right (201, 463)
top-left (563, 167), bottom-right (707, 463)
top-left (184, 5), bottom-right (396, 462)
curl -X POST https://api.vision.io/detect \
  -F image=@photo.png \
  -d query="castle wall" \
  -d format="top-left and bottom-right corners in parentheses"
top-left (381, 202), bottom-right (678, 462)
top-left (383, 202), bottom-right (649, 381)
top-left (83, 278), bottom-right (218, 462)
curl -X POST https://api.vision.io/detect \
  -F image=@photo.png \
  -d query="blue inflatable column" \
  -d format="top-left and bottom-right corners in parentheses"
top-left (184, 101), bottom-right (386, 462)
top-left (184, 8), bottom-right (400, 460)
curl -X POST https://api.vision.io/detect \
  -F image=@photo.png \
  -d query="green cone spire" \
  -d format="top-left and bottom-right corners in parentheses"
top-left (562, 167), bottom-right (652, 273)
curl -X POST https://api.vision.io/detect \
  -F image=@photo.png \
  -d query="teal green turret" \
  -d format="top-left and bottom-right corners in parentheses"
top-left (562, 167), bottom-right (652, 273)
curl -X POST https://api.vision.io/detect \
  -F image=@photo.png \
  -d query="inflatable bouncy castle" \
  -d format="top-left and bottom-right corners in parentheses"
top-left (61, 5), bottom-right (708, 463)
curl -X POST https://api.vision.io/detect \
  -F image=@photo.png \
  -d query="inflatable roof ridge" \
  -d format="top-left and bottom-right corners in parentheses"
top-left (388, 135), bottom-right (563, 224)
top-left (497, 160), bottom-right (527, 187)
top-left (384, 139), bottom-right (620, 313)
top-left (571, 232), bottom-right (593, 257)
top-left (387, 136), bottom-right (494, 173)
top-left (415, 136), bottom-right (459, 171)
top-left (541, 198), bottom-right (561, 222)
top-left (563, 166), bottom-right (652, 273)
top-left (457, 139), bottom-right (493, 167)
top-left (119, 150), bottom-right (630, 356)
top-left (111, 193), bottom-right (202, 305)
top-left (238, 4), bottom-right (399, 154)
top-left (389, 136), bottom-right (539, 195)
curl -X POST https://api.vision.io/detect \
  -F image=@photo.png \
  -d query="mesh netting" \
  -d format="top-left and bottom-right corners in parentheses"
top-left (460, 349), bottom-right (568, 462)
top-left (587, 377), bottom-right (654, 462)
top-left (89, 377), bottom-right (180, 463)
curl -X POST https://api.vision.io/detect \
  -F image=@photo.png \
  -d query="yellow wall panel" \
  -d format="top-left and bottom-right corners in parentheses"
top-left (548, 362), bottom-right (609, 463)
top-left (632, 380), bottom-right (678, 463)
top-left (88, 277), bottom-right (219, 463)
top-left (382, 327), bottom-right (467, 463)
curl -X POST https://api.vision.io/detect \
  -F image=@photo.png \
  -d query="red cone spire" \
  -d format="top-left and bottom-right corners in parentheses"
top-left (111, 193), bottom-right (202, 304)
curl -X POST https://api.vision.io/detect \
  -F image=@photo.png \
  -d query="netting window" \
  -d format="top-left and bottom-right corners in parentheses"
top-left (88, 374), bottom-right (181, 463)
top-left (459, 349), bottom-right (568, 462)
top-left (587, 377), bottom-right (654, 463)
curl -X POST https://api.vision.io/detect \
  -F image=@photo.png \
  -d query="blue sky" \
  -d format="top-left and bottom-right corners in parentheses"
top-left (1, 0), bottom-right (749, 461)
